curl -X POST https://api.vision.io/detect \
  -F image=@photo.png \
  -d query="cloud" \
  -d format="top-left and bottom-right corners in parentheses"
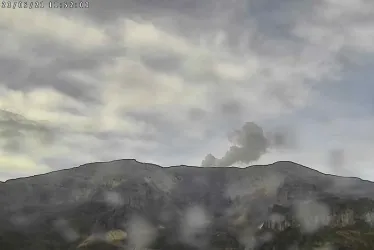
top-left (0, 109), bottom-right (55, 153)
top-left (122, 19), bottom-right (196, 58)
top-left (1, 0), bottom-right (374, 180)
top-left (201, 154), bottom-right (217, 168)
top-left (293, 0), bottom-right (374, 56)
top-left (0, 153), bottom-right (51, 177)
top-left (201, 122), bottom-right (297, 167)
top-left (0, 8), bottom-right (110, 51)
top-left (201, 122), bottom-right (269, 167)
top-left (267, 126), bottom-right (298, 150)
top-left (220, 100), bottom-right (243, 116)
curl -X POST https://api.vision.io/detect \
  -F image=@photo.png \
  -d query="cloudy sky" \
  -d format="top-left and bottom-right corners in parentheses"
top-left (0, 0), bottom-right (374, 181)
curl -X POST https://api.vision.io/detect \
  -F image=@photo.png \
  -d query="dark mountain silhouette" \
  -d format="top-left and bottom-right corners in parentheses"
top-left (1, 160), bottom-right (374, 249)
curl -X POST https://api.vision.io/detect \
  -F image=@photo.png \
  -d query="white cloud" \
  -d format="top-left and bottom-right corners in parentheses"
top-left (0, 6), bottom-right (343, 179)
top-left (122, 19), bottom-right (195, 56)
top-left (0, 8), bottom-right (110, 50)
top-left (65, 16), bottom-right (345, 141)
top-left (0, 84), bottom-right (152, 136)
top-left (293, 0), bottom-right (374, 54)
top-left (0, 86), bottom-right (89, 133)
top-left (0, 153), bottom-right (50, 178)
top-left (96, 56), bottom-right (209, 111)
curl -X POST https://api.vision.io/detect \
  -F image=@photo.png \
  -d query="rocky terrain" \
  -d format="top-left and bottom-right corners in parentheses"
top-left (1, 160), bottom-right (374, 250)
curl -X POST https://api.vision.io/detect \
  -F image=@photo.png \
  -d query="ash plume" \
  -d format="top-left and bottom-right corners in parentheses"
top-left (201, 122), bottom-right (269, 167)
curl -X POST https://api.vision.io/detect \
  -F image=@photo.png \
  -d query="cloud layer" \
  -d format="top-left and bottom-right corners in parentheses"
top-left (1, 0), bottom-right (374, 180)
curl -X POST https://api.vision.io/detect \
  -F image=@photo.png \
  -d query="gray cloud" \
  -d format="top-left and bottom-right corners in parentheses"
top-left (187, 108), bottom-right (207, 122)
top-left (139, 53), bottom-right (183, 74)
top-left (220, 100), bottom-right (243, 116)
top-left (201, 122), bottom-right (299, 167)
top-left (0, 54), bottom-right (106, 104)
top-left (201, 153), bottom-right (217, 168)
top-left (0, 109), bottom-right (55, 153)
top-left (267, 126), bottom-right (298, 150)
top-left (201, 122), bottom-right (269, 167)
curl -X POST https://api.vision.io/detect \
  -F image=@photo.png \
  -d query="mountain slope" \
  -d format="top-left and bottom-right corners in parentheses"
top-left (1, 160), bottom-right (374, 250)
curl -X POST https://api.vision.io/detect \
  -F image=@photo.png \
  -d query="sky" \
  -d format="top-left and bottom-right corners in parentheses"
top-left (0, 0), bottom-right (374, 181)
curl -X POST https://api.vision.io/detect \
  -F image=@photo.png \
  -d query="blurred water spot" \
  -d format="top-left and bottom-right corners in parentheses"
top-left (53, 218), bottom-right (80, 242)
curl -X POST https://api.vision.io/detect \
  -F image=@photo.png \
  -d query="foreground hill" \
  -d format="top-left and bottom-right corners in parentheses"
top-left (1, 160), bottom-right (374, 249)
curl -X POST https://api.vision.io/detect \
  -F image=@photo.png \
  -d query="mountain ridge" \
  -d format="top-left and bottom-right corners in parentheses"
top-left (2, 159), bottom-right (371, 184)
top-left (1, 160), bottom-right (374, 250)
